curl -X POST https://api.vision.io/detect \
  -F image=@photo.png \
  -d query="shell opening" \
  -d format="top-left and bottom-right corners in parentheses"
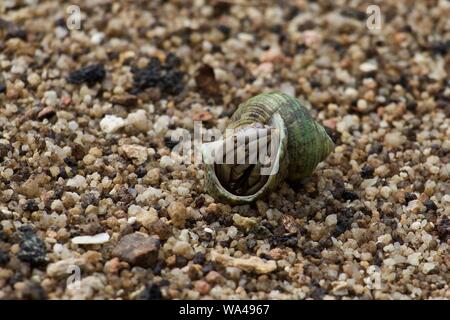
top-left (202, 113), bottom-right (287, 204)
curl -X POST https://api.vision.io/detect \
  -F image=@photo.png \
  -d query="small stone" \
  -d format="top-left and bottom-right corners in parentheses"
top-left (159, 155), bottom-right (176, 168)
top-left (145, 168), bottom-right (160, 185)
top-left (280, 82), bottom-right (295, 97)
top-left (126, 109), bottom-right (149, 132)
top-left (194, 280), bottom-right (210, 295)
top-left (325, 214), bottom-right (337, 226)
top-left (27, 73), bottom-right (41, 87)
top-left (135, 207), bottom-right (158, 228)
top-left (255, 200), bottom-right (268, 215)
top-left (407, 252), bottom-right (421, 266)
top-left (112, 93), bottom-right (138, 107)
top-left (19, 178), bottom-right (40, 197)
top-left (44, 90), bottom-right (58, 107)
top-left (380, 186), bottom-right (391, 199)
top-left (66, 175), bottom-right (87, 189)
top-left (423, 200), bottom-right (437, 211)
top-left (422, 262), bottom-right (435, 274)
top-left (17, 226), bottom-right (47, 266)
top-left (138, 283), bottom-right (163, 300)
top-left (410, 221), bottom-right (422, 230)
top-left (192, 111), bottom-right (214, 122)
top-left (405, 192), bottom-right (418, 203)
top-left (384, 132), bottom-right (406, 148)
top-left (71, 233), bottom-right (110, 245)
top-left (112, 232), bottom-right (160, 267)
top-left (0, 249), bottom-right (10, 266)
top-left (90, 32), bottom-right (104, 45)
top-left (205, 270), bottom-right (225, 284)
top-left (359, 60), bottom-right (378, 73)
top-left (136, 187), bottom-right (163, 203)
top-left (83, 154), bottom-right (96, 165)
top-left (167, 201), bottom-right (187, 228)
top-left (172, 241), bottom-right (194, 259)
top-left (377, 234), bottom-right (392, 245)
top-left (100, 115), bottom-right (126, 133)
top-left (361, 164), bottom-right (374, 179)
top-left (67, 64), bottom-right (106, 85)
top-left (37, 106), bottom-right (56, 120)
top-left (281, 214), bottom-right (299, 233)
top-left (120, 144), bottom-right (148, 164)
top-left (232, 214), bottom-right (257, 231)
top-left (211, 251), bottom-right (277, 274)
top-left (148, 220), bottom-right (172, 240)
top-left (154, 115), bottom-right (170, 134)
top-left (47, 257), bottom-right (86, 277)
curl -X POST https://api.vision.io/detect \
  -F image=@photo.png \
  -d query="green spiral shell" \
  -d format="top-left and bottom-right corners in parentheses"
top-left (203, 92), bottom-right (334, 204)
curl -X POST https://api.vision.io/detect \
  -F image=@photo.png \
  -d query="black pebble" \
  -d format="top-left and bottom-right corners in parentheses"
top-left (0, 230), bottom-right (7, 241)
top-left (217, 25), bottom-right (231, 37)
top-left (333, 208), bottom-right (354, 237)
top-left (342, 190), bottom-right (359, 201)
top-left (164, 136), bottom-right (179, 149)
top-left (0, 249), bottom-right (10, 266)
top-left (246, 238), bottom-right (257, 250)
top-left (437, 217), bottom-right (449, 242)
top-left (404, 192), bottom-right (417, 203)
top-left (6, 27), bottom-right (27, 40)
top-left (360, 163), bottom-right (374, 179)
top-left (24, 199), bottom-right (39, 212)
top-left (67, 64), bottom-right (106, 85)
top-left (139, 283), bottom-right (163, 300)
top-left (429, 40), bottom-right (450, 55)
top-left (16, 226), bottom-right (47, 267)
top-left (135, 165), bottom-right (147, 178)
top-left (175, 255), bottom-right (188, 268)
top-left (0, 83), bottom-right (6, 94)
top-left (324, 126), bottom-right (341, 145)
top-left (406, 101), bottom-right (417, 112)
top-left (423, 199), bottom-right (437, 211)
top-left (193, 252), bottom-right (206, 265)
top-left (131, 55), bottom-right (184, 96)
top-left (369, 142), bottom-right (383, 154)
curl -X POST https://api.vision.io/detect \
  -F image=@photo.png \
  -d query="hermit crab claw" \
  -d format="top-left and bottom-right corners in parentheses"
top-left (202, 113), bottom-right (288, 205)
top-left (202, 92), bottom-right (334, 205)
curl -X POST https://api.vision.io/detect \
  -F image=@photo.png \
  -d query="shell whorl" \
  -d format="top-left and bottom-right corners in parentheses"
top-left (203, 92), bottom-right (334, 204)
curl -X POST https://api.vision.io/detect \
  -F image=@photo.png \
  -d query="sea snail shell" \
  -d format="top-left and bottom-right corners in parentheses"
top-left (202, 92), bottom-right (334, 205)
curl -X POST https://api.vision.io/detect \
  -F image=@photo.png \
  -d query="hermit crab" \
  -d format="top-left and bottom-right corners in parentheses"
top-left (202, 92), bottom-right (334, 204)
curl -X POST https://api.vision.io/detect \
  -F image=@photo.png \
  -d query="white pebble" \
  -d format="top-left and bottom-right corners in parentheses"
top-left (160, 155), bottom-right (176, 168)
top-left (44, 90), bottom-right (58, 107)
top-left (410, 221), bottom-right (422, 230)
top-left (280, 82), bottom-right (295, 97)
top-left (359, 60), bottom-right (378, 73)
top-left (384, 132), bottom-right (406, 148)
top-left (100, 115), bottom-right (126, 133)
top-left (422, 262), bottom-right (435, 274)
top-left (71, 233), bottom-right (110, 245)
top-left (66, 175), bottom-right (87, 189)
top-left (154, 115), bottom-right (170, 134)
top-left (325, 214), bottom-right (337, 226)
top-left (407, 252), bottom-right (421, 266)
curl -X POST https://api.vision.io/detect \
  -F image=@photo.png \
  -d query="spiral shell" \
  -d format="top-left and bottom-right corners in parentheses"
top-left (202, 92), bottom-right (334, 204)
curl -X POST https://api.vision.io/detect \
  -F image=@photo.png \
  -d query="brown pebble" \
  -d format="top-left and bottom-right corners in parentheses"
top-left (37, 107), bottom-right (56, 120)
top-left (194, 280), bottom-right (211, 295)
top-left (148, 219), bottom-right (172, 240)
top-left (112, 232), bottom-right (160, 268)
top-left (167, 201), bottom-right (187, 228)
